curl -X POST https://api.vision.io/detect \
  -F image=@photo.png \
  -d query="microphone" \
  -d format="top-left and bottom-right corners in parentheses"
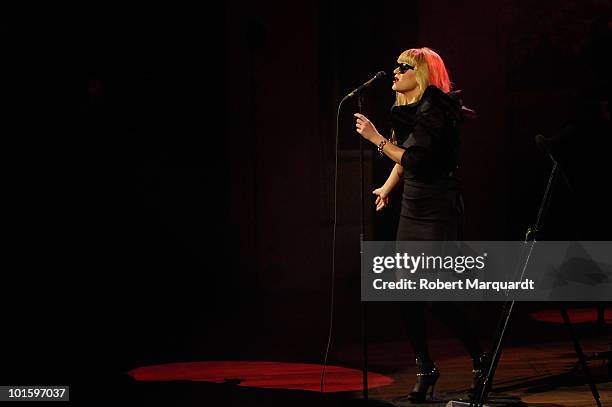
top-left (535, 134), bottom-right (556, 163)
top-left (344, 71), bottom-right (386, 99)
top-left (535, 134), bottom-right (574, 189)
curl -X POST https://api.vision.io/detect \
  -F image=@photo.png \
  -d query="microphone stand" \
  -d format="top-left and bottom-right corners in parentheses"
top-left (465, 147), bottom-right (602, 407)
top-left (329, 71), bottom-right (390, 405)
top-left (469, 161), bottom-right (561, 407)
top-left (359, 94), bottom-right (369, 401)
top-left (348, 94), bottom-right (394, 407)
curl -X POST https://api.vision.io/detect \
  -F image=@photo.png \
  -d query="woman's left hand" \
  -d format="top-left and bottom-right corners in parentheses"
top-left (354, 113), bottom-right (380, 142)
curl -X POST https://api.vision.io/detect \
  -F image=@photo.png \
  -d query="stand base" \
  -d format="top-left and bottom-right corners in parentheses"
top-left (391, 392), bottom-right (525, 407)
top-left (445, 392), bottom-right (526, 407)
top-left (343, 398), bottom-right (397, 407)
top-left (393, 391), bottom-right (455, 406)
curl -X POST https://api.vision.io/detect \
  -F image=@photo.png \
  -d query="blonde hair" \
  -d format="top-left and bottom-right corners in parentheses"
top-left (395, 47), bottom-right (452, 106)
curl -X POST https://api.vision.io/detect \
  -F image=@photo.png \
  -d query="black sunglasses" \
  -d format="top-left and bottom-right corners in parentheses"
top-left (397, 62), bottom-right (414, 74)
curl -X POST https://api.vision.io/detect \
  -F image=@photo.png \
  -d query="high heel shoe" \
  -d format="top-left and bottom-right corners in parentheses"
top-left (471, 352), bottom-right (490, 391)
top-left (408, 361), bottom-right (440, 403)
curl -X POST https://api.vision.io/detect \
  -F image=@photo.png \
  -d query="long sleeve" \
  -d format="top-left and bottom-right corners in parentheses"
top-left (399, 93), bottom-right (447, 178)
top-left (391, 86), bottom-right (463, 180)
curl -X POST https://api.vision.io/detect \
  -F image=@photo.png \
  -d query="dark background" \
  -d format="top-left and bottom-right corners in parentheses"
top-left (1, 0), bottom-right (610, 403)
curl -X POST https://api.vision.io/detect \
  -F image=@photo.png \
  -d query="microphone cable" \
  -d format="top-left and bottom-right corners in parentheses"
top-left (320, 95), bottom-right (349, 393)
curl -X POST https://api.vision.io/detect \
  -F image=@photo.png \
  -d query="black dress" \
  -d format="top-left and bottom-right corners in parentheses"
top-left (391, 85), bottom-right (482, 365)
top-left (391, 85), bottom-right (464, 241)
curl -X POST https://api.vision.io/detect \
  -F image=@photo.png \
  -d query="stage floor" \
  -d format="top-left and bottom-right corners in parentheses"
top-left (125, 301), bottom-right (612, 406)
top-left (362, 335), bottom-right (611, 406)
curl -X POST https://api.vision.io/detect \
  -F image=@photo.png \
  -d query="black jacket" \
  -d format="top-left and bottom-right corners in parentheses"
top-left (391, 85), bottom-right (469, 182)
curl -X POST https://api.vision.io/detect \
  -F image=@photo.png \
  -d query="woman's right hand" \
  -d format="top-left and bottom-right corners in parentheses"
top-left (372, 187), bottom-right (390, 211)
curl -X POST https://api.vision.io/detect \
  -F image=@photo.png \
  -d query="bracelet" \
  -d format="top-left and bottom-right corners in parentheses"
top-left (377, 139), bottom-right (388, 156)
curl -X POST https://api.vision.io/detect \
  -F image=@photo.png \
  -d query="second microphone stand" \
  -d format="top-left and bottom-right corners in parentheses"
top-left (469, 153), bottom-right (602, 407)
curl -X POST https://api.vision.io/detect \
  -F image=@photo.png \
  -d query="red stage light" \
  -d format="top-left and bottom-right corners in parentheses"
top-left (529, 306), bottom-right (612, 324)
top-left (128, 361), bottom-right (394, 392)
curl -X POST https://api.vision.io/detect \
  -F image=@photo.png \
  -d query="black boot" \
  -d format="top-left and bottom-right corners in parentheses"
top-left (408, 358), bottom-right (440, 403)
top-left (471, 352), bottom-right (490, 391)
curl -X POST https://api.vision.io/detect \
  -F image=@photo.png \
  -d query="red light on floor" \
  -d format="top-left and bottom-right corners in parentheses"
top-left (127, 361), bottom-right (394, 392)
top-left (529, 306), bottom-right (612, 324)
